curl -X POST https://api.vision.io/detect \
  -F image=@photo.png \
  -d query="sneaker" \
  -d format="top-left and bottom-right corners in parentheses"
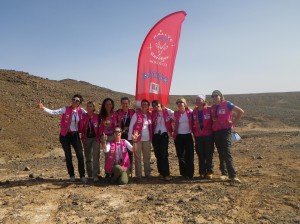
top-left (230, 177), bottom-right (242, 183)
top-left (70, 176), bottom-right (76, 182)
top-left (93, 177), bottom-right (99, 182)
top-left (220, 175), bottom-right (229, 181)
top-left (145, 175), bottom-right (152, 178)
top-left (80, 177), bottom-right (87, 183)
top-left (206, 173), bottom-right (213, 179)
top-left (199, 174), bottom-right (205, 179)
top-left (164, 176), bottom-right (171, 181)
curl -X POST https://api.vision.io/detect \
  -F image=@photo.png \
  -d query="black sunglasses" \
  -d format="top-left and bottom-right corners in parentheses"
top-left (114, 130), bottom-right (122, 133)
top-left (72, 98), bottom-right (80, 102)
top-left (176, 101), bottom-right (184, 104)
top-left (211, 95), bottom-right (219, 98)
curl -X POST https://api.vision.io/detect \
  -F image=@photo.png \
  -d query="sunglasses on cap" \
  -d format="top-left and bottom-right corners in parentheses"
top-left (72, 98), bottom-right (81, 102)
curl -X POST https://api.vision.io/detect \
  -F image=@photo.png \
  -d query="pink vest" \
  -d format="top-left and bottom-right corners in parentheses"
top-left (60, 107), bottom-right (83, 136)
top-left (173, 109), bottom-right (193, 140)
top-left (211, 100), bottom-right (233, 131)
top-left (132, 112), bottom-right (152, 142)
top-left (79, 113), bottom-right (100, 143)
top-left (152, 109), bottom-right (173, 135)
top-left (192, 106), bottom-right (213, 137)
top-left (105, 140), bottom-right (130, 173)
top-left (99, 112), bottom-right (117, 135)
top-left (116, 109), bottom-right (135, 128)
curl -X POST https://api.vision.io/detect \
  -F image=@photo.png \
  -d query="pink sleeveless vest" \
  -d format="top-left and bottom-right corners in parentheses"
top-left (116, 109), bottom-right (135, 128)
top-left (152, 109), bottom-right (173, 135)
top-left (211, 100), bottom-right (233, 131)
top-left (192, 105), bottom-right (213, 137)
top-left (80, 113), bottom-right (100, 143)
top-left (99, 112), bottom-right (117, 135)
top-left (173, 109), bottom-right (193, 140)
top-left (132, 112), bottom-right (152, 142)
top-left (60, 107), bottom-right (83, 136)
top-left (105, 140), bottom-right (130, 173)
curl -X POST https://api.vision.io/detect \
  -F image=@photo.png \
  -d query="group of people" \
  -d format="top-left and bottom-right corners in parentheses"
top-left (38, 89), bottom-right (244, 185)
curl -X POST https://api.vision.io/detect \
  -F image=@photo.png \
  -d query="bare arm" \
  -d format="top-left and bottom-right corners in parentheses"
top-left (232, 106), bottom-right (244, 127)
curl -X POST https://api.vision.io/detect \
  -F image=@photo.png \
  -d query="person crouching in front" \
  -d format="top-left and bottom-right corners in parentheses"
top-left (102, 127), bottom-right (138, 185)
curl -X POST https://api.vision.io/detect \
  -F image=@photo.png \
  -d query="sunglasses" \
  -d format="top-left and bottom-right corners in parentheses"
top-left (72, 98), bottom-right (80, 102)
top-left (114, 130), bottom-right (122, 133)
top-left (211, 95), bottom-right (219, 98)
top-left (176, 101), bottom-right (184, 104)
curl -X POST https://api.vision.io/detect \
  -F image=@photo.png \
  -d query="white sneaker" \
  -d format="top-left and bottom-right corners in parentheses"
top-left (80, 177), bottom-right (87, 183)
top-left (220, 175), bottom-right (229, 181)
top-left (230, 177), bottom-right (242, 183)
top-left (70, 176), bottom-right (76, 182)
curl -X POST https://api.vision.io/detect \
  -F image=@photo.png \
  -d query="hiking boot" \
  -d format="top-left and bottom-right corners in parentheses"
top-left (70, 176), bottom-right (76, 182)
top-left (230, 177), bottom-right (242, 183)
top-left (220, 175), bottom-right (229, 181)
top-left (164, 176), bottom-right (171, 181)
top-left (80, 177), bottom-right (87, 183)
top-left (93, 177), bottom-right (99, 182)
top-left (199, 174), bottom-right (205, 179)
top-left (206, 173), bottom-right (213, 179)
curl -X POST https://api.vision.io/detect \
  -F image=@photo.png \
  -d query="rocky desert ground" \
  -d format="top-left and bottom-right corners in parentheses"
top-left (0, 70), bottom-right (299, 223)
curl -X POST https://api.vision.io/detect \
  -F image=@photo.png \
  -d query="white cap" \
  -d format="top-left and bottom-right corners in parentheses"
top-left (196, 94), bottom-right (206, 101)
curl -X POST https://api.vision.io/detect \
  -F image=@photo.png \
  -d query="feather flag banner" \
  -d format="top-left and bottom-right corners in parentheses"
top-left (135, 11), bottom-right (186, 107)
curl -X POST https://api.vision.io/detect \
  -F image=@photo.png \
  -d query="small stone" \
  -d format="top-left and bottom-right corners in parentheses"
top-left (190, 196), bottom-right (200, 201)
top-left (147, 195), bottom-right (154, 201)
top-left (196, 185), bottom-right (205, 191)
top-left (178, 198), bottom-right (189, 203)
top-left (24, 166), bottom-right (30, 171)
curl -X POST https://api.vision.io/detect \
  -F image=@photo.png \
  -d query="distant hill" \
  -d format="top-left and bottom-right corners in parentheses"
top-left (0, 69), bottom-right (299, 156)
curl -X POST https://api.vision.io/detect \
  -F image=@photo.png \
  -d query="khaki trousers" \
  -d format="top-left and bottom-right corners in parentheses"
top-left (134, 141), bottom-right (151, 178)
top-left (83, 137), bottom-right (100, 178)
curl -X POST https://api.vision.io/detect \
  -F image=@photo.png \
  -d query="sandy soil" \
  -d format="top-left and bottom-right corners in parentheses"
top-left (1, 128), bottom-right (299, 224)
top-left (0, 70), bottom-right (299, 223)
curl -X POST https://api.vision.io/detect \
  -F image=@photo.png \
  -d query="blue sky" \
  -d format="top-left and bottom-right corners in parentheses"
top-left (1, 1), bottom-right (299, 96)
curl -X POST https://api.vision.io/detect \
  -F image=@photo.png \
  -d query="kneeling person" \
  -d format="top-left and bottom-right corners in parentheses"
top-left (103, 128), bottom-right (137, 185)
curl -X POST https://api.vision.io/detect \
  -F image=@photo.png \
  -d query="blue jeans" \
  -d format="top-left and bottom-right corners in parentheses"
top-left (59, 132), bottom-right (85, 178)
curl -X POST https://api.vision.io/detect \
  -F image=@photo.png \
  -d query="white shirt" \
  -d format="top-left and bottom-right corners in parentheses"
top-left (105, 140), bottom-right (133, 164)
top-left (177, 110), bottom-right (192, 134)
top-left (128, 113), bottom-right (151, 141)
top-left (43, 107), bottom-right (87, 132)
top-left (154, 108), bottom-right (174, 134)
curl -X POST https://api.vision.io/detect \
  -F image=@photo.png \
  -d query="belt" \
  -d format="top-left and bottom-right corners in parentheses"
top-left (67, 131), bottom-right (78, 136)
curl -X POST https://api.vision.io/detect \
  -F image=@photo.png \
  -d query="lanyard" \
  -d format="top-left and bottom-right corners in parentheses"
top-left (122, 112), bottom-right (128, 128)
